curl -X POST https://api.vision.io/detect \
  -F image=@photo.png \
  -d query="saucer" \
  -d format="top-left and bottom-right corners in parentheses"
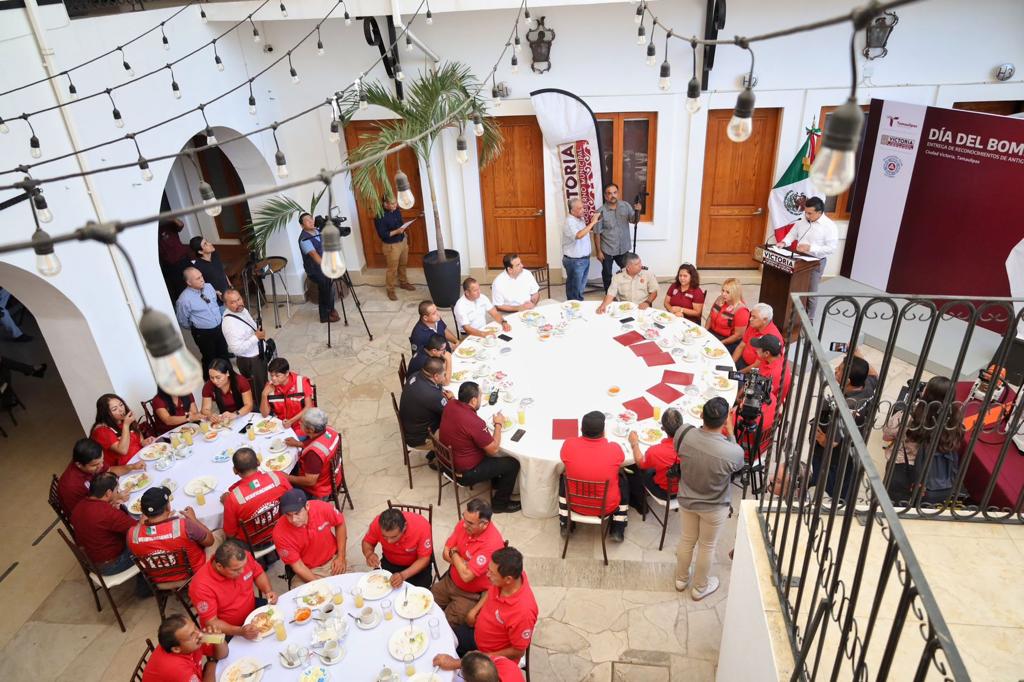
top-left (355, 610), bottom-right (383, 630)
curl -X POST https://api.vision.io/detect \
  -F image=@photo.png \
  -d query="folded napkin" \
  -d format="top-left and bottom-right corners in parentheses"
top-left (643, 351), bottom-right (675, 367)
top-left (613, 330), bottom-right (645, 346)
top-left (662, 370), bottom-right (694, 386)
top-left (647, 382), bottom-right (683, 404)
top-left (621, 397), bottom-right (654, 421)
top-left (552, 419), bottom-right (579, 440)
top-left (630, 341), bottom-right (662, 357)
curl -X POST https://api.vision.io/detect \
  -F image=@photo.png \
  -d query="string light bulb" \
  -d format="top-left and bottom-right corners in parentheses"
top-left (344, 10), bottom-right (351, 25)
top-left (248, 94), bottom-right (257, 115)
top-left (727, 87), bottom-right (756, 142)
top-left (171, 79), bottom-right (181, 99)
top-left (215, 54), bottom-right (224, 71)
top-left (658, 60), bottom-right (670, 91)
top-left (32, 228), bottom-right (61, 277)
top-left (0, 118), bottom-right (9, 135)
top-left (205, 127), bottom-right (218, 146)
top-left (686, 77), bottom-right (701, 113)
top-left (811, 97), bottom-right (862, 195)
top-left (426, 8), bottom-right (433, 24)
top-left (514, 35), bottom-right (522, 54)
top-left (138, 156), bottom-right (153, 182)
top-left (394, 62), bottom-right (404, 81)
top-left (250, 19), bottom-right (261, 43)
top-left (317, 31), bottom-right (325, 56)
top-left (511, 54), bottom-right (519, 73)
top-left (161, 32), bottom-right (170, 51)
top-left (122, 58), bottom-right (134, 77)
top-left (358, 89), bottom-right (368, 109)
top-left (646, 39), bottom-right (656, 66)
top-left (472, 112), bottom-right (484, 137)
top-left (406, 35), bottom-right (413, 52)
top-left (395, 170), bottom-right (415, 209)
top-left (30, 135), bottom-right (41, 158)
top-left (637, 23), bottom-right (646, 46)
top-left (319, 224), bottom-right (347, 278)
top-left (456, 135), bottom-right (468, 164)
top-left (199, 181), bottom-right (221, 216)
top-left (290, 66), bottom-right (301, 83)
top-left (140, 308), bottom-right (203, 396)
top-left (634, 5), bottom-right (644, 24)
top-left (32, 192), bottom-right (53, 223)
top-left (113, 107), bottom-right (124, 128)
top-left (275, 150), bottom-right (289, 178)
top-left (68, 80), bottom-right (78, 100)
top-left (200, 7), bottom-right (207, 23)
top-left (329, 119), bottom-right (340, 144)
top-left (279, 2), bottom-right (288, 17)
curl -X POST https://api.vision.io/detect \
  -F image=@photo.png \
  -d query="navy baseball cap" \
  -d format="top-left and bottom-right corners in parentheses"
top-left (279, 489), bottom-right (308, 514)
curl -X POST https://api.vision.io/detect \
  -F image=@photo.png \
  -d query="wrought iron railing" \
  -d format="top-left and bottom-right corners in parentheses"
top-left (753, 292), bottom-right (1024, 681)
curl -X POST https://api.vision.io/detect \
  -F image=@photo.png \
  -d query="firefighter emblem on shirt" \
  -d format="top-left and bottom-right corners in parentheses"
top-left (522, 628), bottom-right (533, 640)
top-left (475, 555), bottom-right (487, 566)
top-left (196, 600), bottom-right (210, 613)
top-left (424, 538), bottom-right (432, 549)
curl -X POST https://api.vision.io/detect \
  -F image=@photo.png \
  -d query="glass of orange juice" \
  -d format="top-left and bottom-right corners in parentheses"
top-left (199, 420), bottom-right (210, 434)
top-left (404, 654), bottom-right (415, 677)
top-left (353, 587), bottom-right (364, 609)
top-left (183, 430), bottom-right (193, 446)
top-left (273, 619), bottom-right (286, 641)
top-left (332, 589), bottom-right (343, 606)
top-left (653, 405), bottom-right (662, 421)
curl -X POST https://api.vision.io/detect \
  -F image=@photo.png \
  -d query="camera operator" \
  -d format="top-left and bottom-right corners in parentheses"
top-left (811, 350), bottom-right (879, 500)
top-left (747, 335), bottom-right (792, 435)
top-left (297, 212), bottom-right (339, 324)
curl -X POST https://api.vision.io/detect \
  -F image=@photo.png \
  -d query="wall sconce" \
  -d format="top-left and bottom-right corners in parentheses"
top-left (863, 11), bottom-right (898, 60)
top-left (527, 17), bottom-right (556, 73)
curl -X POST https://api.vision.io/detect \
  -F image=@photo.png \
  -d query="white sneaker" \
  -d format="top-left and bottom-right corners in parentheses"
top-left (675, 567), bottom-right (694, 592)
top-left (691, 576), bottom-right (720, 601)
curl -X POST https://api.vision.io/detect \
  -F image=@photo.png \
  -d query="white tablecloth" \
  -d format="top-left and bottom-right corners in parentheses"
top-left (125, 415), bottom-right (299, 529)
top-left (450, 301), bottom-right (737, 518)
top-left (217, 572), bottom-right (457, 681)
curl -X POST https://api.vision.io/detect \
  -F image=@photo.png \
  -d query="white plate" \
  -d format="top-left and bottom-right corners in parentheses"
top-left (118, 471), bottom-right (150, 494)
top-left (242, 604), bottom-right (279, 640)
top-left (357, 570), bottom-right (394, 600)
top-left (253, 418), bottom-right (283, 436)
top-left (638, 427), bottom-right (666, 445)
top-left (408, 675), bottom-right (442, 682)
top-left (212, 448), bottom-right (235, 463)
top-left (139, 442), bottom-right (172, 461)
top-left (394, 586), bottom-right (434, 620)
top-left (184, 475), bottom-right (217, 496)
top-left (388, 626), bottom-right (429, 661)
top-left (219, 658), bottom-right (265, 682)
top-left (315, 646), bottom-right (346, 666)
top-left (701, 345), bottom-right (728, 360)
top-left (454, 345), bottom-right (479, 359)
top-left (263, 452), bottom-right (292, 472)
top-left (295, 583), bottom-right (332, 608)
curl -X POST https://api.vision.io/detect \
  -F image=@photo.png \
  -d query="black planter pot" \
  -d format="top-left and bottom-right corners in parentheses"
top-left (422, 249), bottom-right (462, 308)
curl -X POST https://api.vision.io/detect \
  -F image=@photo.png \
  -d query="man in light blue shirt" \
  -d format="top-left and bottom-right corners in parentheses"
top-left (175, 267), bottom-right (228, 374)
top-left (562, 199), bottom-right (600, 301)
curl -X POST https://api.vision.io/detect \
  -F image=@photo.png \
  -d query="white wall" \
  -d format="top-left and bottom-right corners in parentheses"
top-left (1, 0), bottom-right (1023, 423)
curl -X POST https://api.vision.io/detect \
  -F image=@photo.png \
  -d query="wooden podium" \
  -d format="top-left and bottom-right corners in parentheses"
top-left (756, 245), bottom-right (820, 340)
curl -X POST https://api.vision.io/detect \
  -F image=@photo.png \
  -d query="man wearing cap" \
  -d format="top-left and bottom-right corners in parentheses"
top-left (748, 334), bottom-right (792, 434)
top-left (272, 489), bottom-right (347, 585)
top-left (189, 538), bottom-right (277, 639)
top-left (127, 487), bottom-right (217, 579)
top-left (57, 438), bottom-right (141, 514)
top-left (362, 507), bottom-right (434, 589)
top-left (222, 448), bottom-right (292, 542)
top-left (558, 411), bottom-right (629, 542)
top-left (284, 408), bottom-right (341, 502)
top-left (433, 498), bottom-right (506, 629)
top-left (142, 613), bottom-right (227, 682)
top-left (459, 546), bottom-right (537, 664)
top-left (674, 397), bottom-right (744, 601)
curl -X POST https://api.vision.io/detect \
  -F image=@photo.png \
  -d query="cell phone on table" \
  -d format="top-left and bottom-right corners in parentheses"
top-left (619, 317), bottom-right (635, 324)
top-left (511, 429), bottom-right (526, 442)
top-left (653, 322), bottom-right (665, 329)
top-left (488, 390), bottom-right (499, 405)
top-left (498, 334), bottom-right (513, 342)
top-left (829, 342), bottom-right (850, 353)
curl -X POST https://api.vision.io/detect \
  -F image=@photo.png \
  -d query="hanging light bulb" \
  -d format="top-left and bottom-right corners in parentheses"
top-left (634, 5), bottom-right (644, 24)
top-left (162, 35), bottom-right (170, 51)
top-left (406, 35), bottom-right (413, 52)
top-left (68, 82), bottom-right (78, 100)
top-left (200, 7), bottom-right (208, 23)
top-left (0, 118), bottom-right (9, 134)
top-left (290, 66), bottom-right (301, 84)
top-left (344, 10), bottom-right (351, 25)
top-left (686, 76), bottom-right (702, 113)
top-left (727, 87), bottom-right (756, 142)
top-left (472, 113), bottom-right (484, 137)
top-left (810, 97), bottom-right (862, 195)
top-left (205, 127), bottom-right (218, 146)
top-left (658, 60), bottom-right (671, 91)
top-left (524, 8), bottom-right (532, 26)
top-left (275, 150), bottom-right (289, 178)
top-left (511, 54), bottom-right (518, 73)
top-left (646, 40), bottom-right (656, 66)
top-left (215, 54), bottom-right (224, 71)
top-left (394, 63), bottom-right (404, 81)
top-left (514, 35), bottom-right (522, 54)
top-left (171, 80), bottom-right (181, 99)
top-left (319, 224), bottom-right (347, 278)
top-left (138, 156), bottom-right (153, 182)
top-left (140, 308), bottom-right (203, 396)
top-left (30, 135), bottom-right (41, 158)
top-left (122, 60), bottom-right (134, 77)
top-left (113, 108), bottom-right (124, 128)
top-left (395, 170), bottom-right (415, 209)
top-left (279, 2), bottom-right (288, 17)
top-left (199, 181), bottom-right (222, 216)
top-left (329, 120), bottom-right (340, 144)
top-left (456, 135), bottom-right (469, 164)
top-left (317, 39), bottom-right (325, 56)
top-left (32, 228), bottom-right (61, 277)
top-left (252, 27), bottom-right (261, 43)
top-left (426, 9), bottom-right (433, 25)
top-left (636, 24), bottom-right (646, 46)
top-left (33, 192), bottom-right (53, 223)
top-left (359, 89), bottom-right (368, 109)
top-left (248, 94), bottom-right (257, 115)
top-left (492, 84), bottom-right (502, 107)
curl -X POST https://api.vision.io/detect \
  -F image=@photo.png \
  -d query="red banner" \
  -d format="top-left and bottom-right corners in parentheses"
top-left (558, 140), bottom-right (597, 222)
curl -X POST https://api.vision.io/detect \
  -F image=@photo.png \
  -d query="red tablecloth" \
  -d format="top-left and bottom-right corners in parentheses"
top-left (957, 382), bottom-right (1023, 509)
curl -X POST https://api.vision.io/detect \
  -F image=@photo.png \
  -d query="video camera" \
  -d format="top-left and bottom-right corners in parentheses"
top-left (717, 365), bottom-right (773, 423)
top-left (313, 208), bottom-right (351, 237)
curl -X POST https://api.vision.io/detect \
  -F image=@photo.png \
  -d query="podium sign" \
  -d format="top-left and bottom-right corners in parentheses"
top-left (758, 245), bottom-right (820, 340)
top-left (762, 248), bottom-right (796, 274)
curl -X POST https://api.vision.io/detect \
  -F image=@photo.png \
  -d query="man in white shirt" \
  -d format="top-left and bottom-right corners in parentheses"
top-left (454, 278), bottom-right (511, 338)
top-left (791, 196), bottom-right (838, 316)
top-left (491, 253), bottom-right (540, 313)
top-left (221, 289), bottom-right (268, 399)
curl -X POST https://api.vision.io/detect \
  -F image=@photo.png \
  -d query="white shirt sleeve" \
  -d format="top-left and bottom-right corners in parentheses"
top-left (478, 294), bottom-right (494, 327)
top-left (523, 270), bottom-right (540, 296)
top-left (454, 297), bottom-right (472, 332)
top-left (490, 274), bottom-right (510, 306)
top-left (808, 216), bottom-right (839, 258)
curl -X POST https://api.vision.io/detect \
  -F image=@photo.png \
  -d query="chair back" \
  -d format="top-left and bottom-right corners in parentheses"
top-left (48, 474), bottom-right (75, 537)
top-left (133, 547), bottom-right (196, 585)
top-left (531, 265), bottom-right (552, 299)
top-left (387, 499), bottom-right (439, 581)
top-left (428, 434), bottom-right (458, 480)
top-left (311, 383), bottom-right (319, 407)
top-left (130, 639), bottom-right (156, 682)
top-left (139, 399), bottom-right (158, 438)
top-left (391, 392), bottom-right (413, 454)
top-left (240, 500), bottom-right (282, 552)
top-left (398, 354), bottom-right (408, 387)
top-left (562, 475), bottom-right (611, 517)
top-left (330, 440), bottom-right (345, 489)
top-left (57, 527), bottom-right (96, 575)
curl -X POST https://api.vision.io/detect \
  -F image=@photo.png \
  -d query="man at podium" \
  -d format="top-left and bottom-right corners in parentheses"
top-left (785, 197), bottom-right (838, 314)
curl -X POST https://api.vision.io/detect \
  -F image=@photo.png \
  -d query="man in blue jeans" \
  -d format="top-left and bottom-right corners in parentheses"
top-left (561, 199), bottom-right (599, 301)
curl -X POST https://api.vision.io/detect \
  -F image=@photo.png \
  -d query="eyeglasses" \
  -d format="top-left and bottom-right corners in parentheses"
top-left (199, 293), bottom-right (210, 304)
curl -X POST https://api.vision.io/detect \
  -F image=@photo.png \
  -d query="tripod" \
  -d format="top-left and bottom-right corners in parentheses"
top-left (732, 412), bottom-right (767, 498)
top-left (326, 271), bottom-right (373, 347)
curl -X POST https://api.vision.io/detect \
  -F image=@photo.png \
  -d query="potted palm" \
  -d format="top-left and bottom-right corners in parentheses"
top-left (339, 61), bottom-right (502, 307)
top-left (246, 188), bottom-right (326, 259)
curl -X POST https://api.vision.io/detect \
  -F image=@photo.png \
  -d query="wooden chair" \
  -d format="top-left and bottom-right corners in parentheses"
top-left (560, 475), bottom-right (612, 566)
top-left (387, 499), bottom-right (441, 583)
top-left (521, 640), bottom-right (532, 681)
top-left (139, 399), bottom-right (158, 438)
top-left (391, 392), bottom-right (431, 490)
top-left (531, 265), bottom-right (552, 300)
top-left (640, 470), bottom-right (681, 551)
top-left (329, 441), bottom-right (354, 512)
top-left (239, 500), bottom-right (282, 562)
top-left (133, 548), bottom-right (198, 622)
top-left (311, 383), bottom-right (319, 407)
top-left (129, 639), bottom-right (155, 682)
top-left (398, 354), bottom-right (408, 387)
top-left (48, 474), bottom-right (76, 538)
top-left (57, 528), bottom-right (137, 632)
top-left (428, 434), bottom-right (490, 515)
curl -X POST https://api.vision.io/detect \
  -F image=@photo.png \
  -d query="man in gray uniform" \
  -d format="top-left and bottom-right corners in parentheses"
top-left (594, 183), bottom-right (642, 292)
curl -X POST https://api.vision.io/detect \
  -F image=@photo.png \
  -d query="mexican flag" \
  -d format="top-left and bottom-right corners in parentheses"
top-left (767, 124), bottom-right (821, 246)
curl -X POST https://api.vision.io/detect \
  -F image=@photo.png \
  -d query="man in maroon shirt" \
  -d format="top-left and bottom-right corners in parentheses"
top-left (439, 382), bottom-right (521, 513)
top-left (559, 411), bottom-right (629, 542)
top-left (56, 438), bottom-right (140, 514)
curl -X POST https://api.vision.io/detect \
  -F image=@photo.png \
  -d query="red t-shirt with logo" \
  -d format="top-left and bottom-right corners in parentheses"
top-left (665, 285), bottom-right (706, 325)
top-left (559, 436), bottom-right (625, 514)
top-left (57, 460), bottom-right (105, 514)
top-left (362, 510), bottom-right (433, 568)
top-left (272, 500), bottom-right (345, 569)
top-left (492, 655), bottom-right (526, 682)
top-left (754, 354), bottom-right (792, 430)
top-left (708, 300), bottom-right (750, 338)
top-left (142, 644), bottom-right (214, 682)
top-left (637, 438), bottom-right (680, 494)
top-left (741, 321), bottom-right (783, 366)
top-left (445, 520), bottom-right (506, 593)
top-left (189, 552), bottom-right (263, 626)
top-left (474, 573), bottom-right (538, 663)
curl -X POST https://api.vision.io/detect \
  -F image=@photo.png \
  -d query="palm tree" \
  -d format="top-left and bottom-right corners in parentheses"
top-left (338, 61), bottom-right (502, 263)
top-left (245, 187), bottom-right (326, 259)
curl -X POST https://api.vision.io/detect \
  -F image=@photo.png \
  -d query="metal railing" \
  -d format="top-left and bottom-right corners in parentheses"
top-left (753, 292), bottom-right (1024, 681)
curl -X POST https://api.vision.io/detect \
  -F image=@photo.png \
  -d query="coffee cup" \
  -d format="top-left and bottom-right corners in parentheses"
top-left (359, 606), bottom-right (375, 625)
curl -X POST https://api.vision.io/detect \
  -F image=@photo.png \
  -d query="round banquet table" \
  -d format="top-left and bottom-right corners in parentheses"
top-left (217, 572), bottom-right (458, 681)
top-left (449, 300), bottom-right (738, 518)
top-left (124, 414), bottom-right (300, 529)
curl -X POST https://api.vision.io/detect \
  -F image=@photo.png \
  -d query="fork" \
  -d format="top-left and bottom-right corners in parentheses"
top-left (241, 663), bottom-right (272, 678)
top-left (403, 585), bottom-right (409, 608)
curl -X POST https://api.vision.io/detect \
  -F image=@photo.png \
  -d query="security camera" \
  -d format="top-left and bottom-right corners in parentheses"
top-left (263, 44), bottom-right (274, 54)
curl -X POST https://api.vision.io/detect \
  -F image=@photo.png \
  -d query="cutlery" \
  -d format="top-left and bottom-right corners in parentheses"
top-left (241, 663), bottom-right (272, 678)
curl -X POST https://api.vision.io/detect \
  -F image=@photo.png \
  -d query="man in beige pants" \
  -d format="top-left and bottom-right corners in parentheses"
top-left (375, 197), bottom-right (416, 300)
top-left (674, 397), bottom-right (744, 600)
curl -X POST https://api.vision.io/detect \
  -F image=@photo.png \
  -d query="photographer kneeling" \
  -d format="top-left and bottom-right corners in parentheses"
top-left (733, 335), bottom-right (791, 458)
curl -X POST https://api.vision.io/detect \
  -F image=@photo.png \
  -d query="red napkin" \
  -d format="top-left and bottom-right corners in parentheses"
top-left (613, 330), bottom-right (645, 346)
top-left (662, 370), bottom-right (694, 386)
top-left (647, 382), bottom-right (683, 404)
top-left (643, 352), bottom-right (675, 367)
top-left (552, 419), bottom-right (579, 440)
top-left (630, 341), bottom-right (662, 357)
top-left (621, 397), bottom-right (654, 421)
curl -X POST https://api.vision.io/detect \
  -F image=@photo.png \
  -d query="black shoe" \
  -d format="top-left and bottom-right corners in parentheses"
top-left (11, 334), bottom-right (32, 343)
top-left (610, 529), bottom-right (625, 543)
top-left (31, 363), bottom-right (47, 378)
top-left (493, 501), bottom-right (521, 514)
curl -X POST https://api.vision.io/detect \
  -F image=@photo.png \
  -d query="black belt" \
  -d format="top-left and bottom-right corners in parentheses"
top-left (191, 326), bottom-right (221, 335)
top-left (563, 255), bottom-right (589, 260)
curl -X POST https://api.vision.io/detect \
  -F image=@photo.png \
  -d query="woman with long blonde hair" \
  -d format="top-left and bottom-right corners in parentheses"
top-left (705, 278), bottom-right (748, 354)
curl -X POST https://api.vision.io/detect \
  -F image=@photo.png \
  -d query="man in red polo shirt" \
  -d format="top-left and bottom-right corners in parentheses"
top-left (733, 302), bottom-right (783, 370)
top-left (272, 489), bottom-right (347, 585)
top-left (438, 382), bottom-right (521, 513)
top-left (749, 334), bottom-right (791, 432)
top-left (432, 498), bottom-right (505, 628)
top-left (222, 448), bottom-right (292, 541)
top-left (142, 614), bottom-right (227, 682)
top-left (128, 487), bottom-right (216, 579)
top-left (628, 407), bottom-right (686, 500)
top-left (189, 538), bottom-right (277, 639)
top-left (460, 546), bottom-right (537, 663)
top-left (70, 473), bottom-right (138, 572)
top-left (284, 408), bottom-right (340, 502)
top-left (56, 438), bottom-right (141, 514)
top-left (362, 507), bottom-right (433, 589)
top-left (261, 357), bottom-right (314, 437)
top-left (431, 650), bottom-right (525, 682)
top-left (559, 411), bottom-right (629, 542)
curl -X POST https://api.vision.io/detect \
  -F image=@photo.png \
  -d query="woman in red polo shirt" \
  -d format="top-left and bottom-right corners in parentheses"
top-left (150, 389), bottom-right (199, 436)
top-left (663, 263), bottom-right (706, 325)
top-left (90, 393), bottom-right (155, 467)
top-left (705, 277), bottom-right (749, 354)
top-left (201, 358), bottom-right (254, 425)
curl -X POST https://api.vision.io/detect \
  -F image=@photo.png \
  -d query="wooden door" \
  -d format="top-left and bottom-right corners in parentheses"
top-left (479, 116), bottom-right (546, 268)
top-left (343, 120), bottom-right (428, 268)
top-left (697, 108), bottom-right (781, 268)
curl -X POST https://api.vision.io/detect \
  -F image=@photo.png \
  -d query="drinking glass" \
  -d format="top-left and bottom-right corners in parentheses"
top-left (353, 587), bottom-right (365, 609)
top-left (273, 619), bottom-right (287, 641)
top-left (382, 599), bottom-right (394, 621)
top-left (404, 654), bottom-right (416, 677)
top-left (199, 421), bottom-right (210, 434)
top-left (428, 617), bottom-right (441, 640)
